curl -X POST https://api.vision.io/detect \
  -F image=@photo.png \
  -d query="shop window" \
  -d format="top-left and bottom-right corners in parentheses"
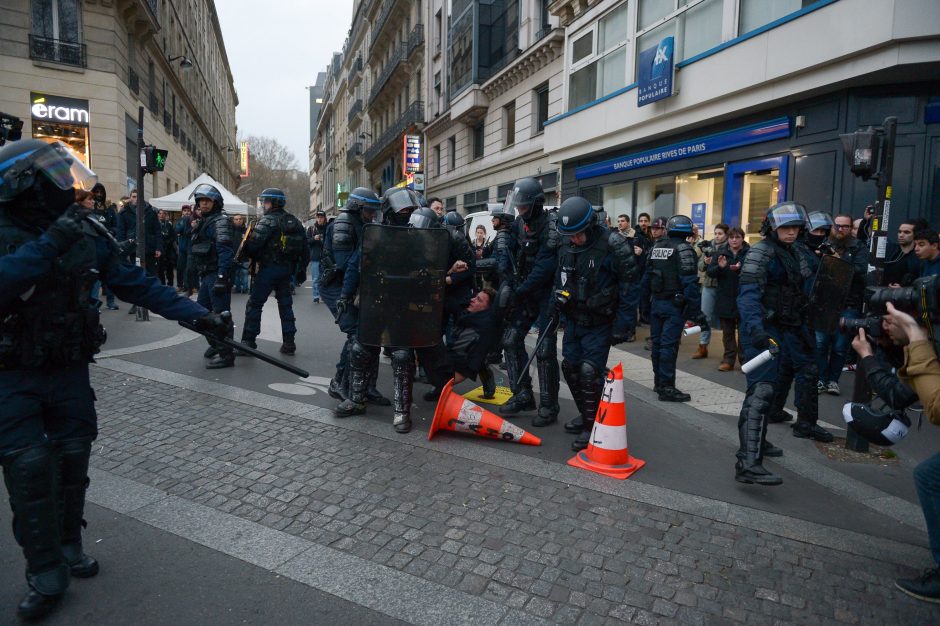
top-left (603, 182), bottom-right (634, 224)
top-left (676, 168), bottom-right (724, 236)
top-left (738, 0), bottom-right (815, 36)
top-left (636, 0), bottom-right (722, 69)
top-left (567, 3), bottom-right (629, 110)
top-left (30, 0), bottom-right (83, 66)
top-left (636, 175), bottom-right (676, 222)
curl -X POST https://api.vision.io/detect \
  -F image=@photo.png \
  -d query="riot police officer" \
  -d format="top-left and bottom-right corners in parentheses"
top-left (736, 202), bottom-right (819, 486)
top-left (189, 183), bottom-right (237, 368)
top-left (321, 188), bottom-right (387, 405)
top-left (500, 177), bottom-right (561, 425)
top-left (441, 209), bottom-right (476, 345)
top-left (0, 139), bottom-right (224, 619)
top-left (240, 188), bottom-right (309, 355)
top-left (555, 197), bottom-right (638, 450)
top-left (645, 215), bottom-right (706, 402)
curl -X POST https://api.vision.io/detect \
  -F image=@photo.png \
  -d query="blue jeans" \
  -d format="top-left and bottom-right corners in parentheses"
top-left (815, 308), bottom-right (859, 385)
top-left (310, 260), bottom-right (320, 299)
top-left (700, 286), bottom-right (717, 346)
top-left (914, 452), bottom-right (940, 565)
top-left (90, 280), bottom-right (115, 307)
top-left (233, 264), bottom-right (250, 293)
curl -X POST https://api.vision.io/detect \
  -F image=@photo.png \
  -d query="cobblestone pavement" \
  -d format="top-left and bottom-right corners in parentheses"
top-left (89, 367), bottom-right (937, 625)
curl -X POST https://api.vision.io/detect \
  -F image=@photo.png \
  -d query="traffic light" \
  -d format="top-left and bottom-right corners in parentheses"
top-left (141, 145), bottom-right (168, 173)
top-left (839, 127), bottom-right (880, 181)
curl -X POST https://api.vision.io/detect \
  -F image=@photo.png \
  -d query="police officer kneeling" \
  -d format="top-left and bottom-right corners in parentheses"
top-left (240, 188), bottom-right (309, 355)
top-left (0, 139), bottom-right (223, 619)
top-left (555, 197), bottom-right (638, 449)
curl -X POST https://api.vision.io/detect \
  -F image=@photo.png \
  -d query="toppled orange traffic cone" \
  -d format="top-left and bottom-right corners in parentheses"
top-left (568, 363), bottom-right (644, 479)
top-left (429, 379), bottom-right (541, 445)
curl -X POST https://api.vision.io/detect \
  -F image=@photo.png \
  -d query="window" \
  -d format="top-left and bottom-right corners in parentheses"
top-left (445, 197), bottom-right (457, 210)
top-left (497, 181), bottom-right (515, 201)
top-left (534, 82), bottom-right (549, 135)
top-left (463, 189), bottom-right (489, 212)
top-left (434, 144), bottom-right (441, 176)
top-left (435, 9), bottom-right (443, 53)
top-left (449, 135), bottom-right (457, 170)
top-left (30, 0), bottom-right (83, 66)
top-left (739, 0), bottom-right (815, 35)
top-left (603, 182), bottom-right (634, 222)
top-left (636, 0), bottom-right (722, 71)
top-left (503, 101), bottom-right (516, 147)
top-left (567, 3), bottom-right (629, 110)
top-left (471, 122), bottom-right (485, 160)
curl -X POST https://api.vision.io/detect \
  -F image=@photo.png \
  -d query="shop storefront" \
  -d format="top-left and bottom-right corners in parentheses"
top-left (30, 92), bottom-right (91, 167)
top-left (564, 86), bottom-right (940, 241)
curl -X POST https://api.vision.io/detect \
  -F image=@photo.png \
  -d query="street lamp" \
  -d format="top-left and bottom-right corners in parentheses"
top-left (168, 55), bottom-right (194, 70)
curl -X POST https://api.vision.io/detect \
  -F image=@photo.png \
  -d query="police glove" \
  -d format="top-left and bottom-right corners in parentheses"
top-left (212, 275), bottom-right (230, 295)
top-left (335, 296), bottom-right (351, 317)
top-left (194, 312), bottom-right (231, 341)
top-left (693, 312), bottom-right (710, 332)
top-left (751, 329), bottom-right (772, 351)
top-left (294, 270), bottom-right (307, 285)
top-left (46, 208), bottom-right (86, 253)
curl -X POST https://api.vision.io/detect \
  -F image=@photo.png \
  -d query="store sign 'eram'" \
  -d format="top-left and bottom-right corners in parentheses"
top-left (30, 93), bottom-right (90, 126)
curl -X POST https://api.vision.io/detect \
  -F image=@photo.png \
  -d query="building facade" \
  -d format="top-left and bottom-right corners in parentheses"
top-left (308, 71), bottom-right (326, 214)
top-left (545, 0), bottom-right (940, 238)
top-left (424, 0), bottom-right (565, 214)
top-left (0, 0), bottom-right (239, 202)
top-left (312, 52), bottom-right (346, 216)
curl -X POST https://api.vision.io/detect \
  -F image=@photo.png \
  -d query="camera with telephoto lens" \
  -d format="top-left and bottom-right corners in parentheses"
top-left (866, 274), bottom-right (940, 326)
top-left (839, 315), bottom-right (883, 338)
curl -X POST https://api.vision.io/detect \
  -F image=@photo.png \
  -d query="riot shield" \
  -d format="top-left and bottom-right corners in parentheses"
top-left (808, 254), bottom-right (855, 333)
top-left (358, 224), bottom-right (450, 347)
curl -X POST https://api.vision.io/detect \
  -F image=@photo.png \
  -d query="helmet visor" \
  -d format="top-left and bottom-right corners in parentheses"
top-left (767, 203), bottom-right (807, 230)
top-left (384, 189), bottom-right (419, 213)
top-left (408, 211), bottom-right (437, 229)
top-left (190, 183), bottom-right (220, 200)
top-left (807, 211), bottom-right (833, 232)
top-left (36, 142), bottom-right (97, 192)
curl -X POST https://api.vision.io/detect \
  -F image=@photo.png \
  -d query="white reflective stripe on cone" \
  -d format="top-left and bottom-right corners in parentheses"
top-left (601, 377), bottom-right (624, 405)
top-left (589, 422), bottom-right (628, 451)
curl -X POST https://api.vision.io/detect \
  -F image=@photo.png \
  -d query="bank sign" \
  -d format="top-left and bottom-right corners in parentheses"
top-left (30, 92), bottom-right (90, 126)
top-left (574, 117), bottom-right (792, 180)
top-left (637, 37), bottom-right (674, 107)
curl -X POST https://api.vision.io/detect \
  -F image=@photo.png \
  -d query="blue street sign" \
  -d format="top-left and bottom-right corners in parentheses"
top-left (638, 37), bottom-right (674, 107)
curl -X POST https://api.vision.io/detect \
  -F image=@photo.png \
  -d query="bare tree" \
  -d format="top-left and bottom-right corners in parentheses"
top-left (235, 135), bottom-right (309, 219)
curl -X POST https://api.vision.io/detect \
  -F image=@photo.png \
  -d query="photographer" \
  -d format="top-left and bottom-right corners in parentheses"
top-left (878, 302), bottom-right (940, 602)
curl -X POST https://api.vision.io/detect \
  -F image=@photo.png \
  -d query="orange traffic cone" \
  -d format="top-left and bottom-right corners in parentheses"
top-left (429, 379), bottom-right (541, 446)
top-left (567, 363), bottom-right (645, 479)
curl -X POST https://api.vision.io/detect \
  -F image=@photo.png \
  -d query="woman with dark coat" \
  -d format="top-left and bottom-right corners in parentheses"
top-left (706, 227), bottom-right (749, 371)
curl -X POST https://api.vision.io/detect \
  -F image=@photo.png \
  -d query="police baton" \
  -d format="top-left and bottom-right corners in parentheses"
top-left (178, 315), bottom-right (310, 378)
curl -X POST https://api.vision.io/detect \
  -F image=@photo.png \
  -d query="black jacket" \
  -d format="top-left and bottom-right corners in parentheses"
top-left (115, 203), bottom-right (163, 256)
top-left (307, 222), bottom-right (327, 262)
top-left (706, 243), bottom-right (749, 319)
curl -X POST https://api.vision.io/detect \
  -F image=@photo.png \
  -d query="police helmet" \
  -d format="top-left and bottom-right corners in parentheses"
top-left (192, 183), bottom-right (224, 212)
top-left (408, 206), bottom-right (440, 230)
top-left (346, 187), bottom-right (381, 214)
top-left (259, 187), bottom-right (286, 210)
top-left (666, 215), bottom-right (694, 237)
top-left (416, 192), bottom-right (429, 208)
top-left (382, 187), bottom-right (421, 225)
top-left (760, 201), bottom-right (807, 235)
top-left (443, 210), bottom-right (465, 230)
top-left (807, 211), bottom-right (834, 233)
top-left (0, 139), bottom-right (97, 203)
top-left (557, 196), bottom-right (596, 236)
top-left (842, 403), bottom-right (910, 447)
top-left (488, 202), bottom-right (515, 227)
top-left (503, 177), bottom-right (545, 220)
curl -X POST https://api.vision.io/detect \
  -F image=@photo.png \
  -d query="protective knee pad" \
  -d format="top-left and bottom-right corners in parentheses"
top-left (502, 326), bottom-right (522, 352)
top-left (535, 329), bottom-right (557, 360)
top-left (56, 438), bottom-right (93, 545)
top-left (578, 362), bottom-right (603, 420)
top-left (391, 349), bottom-right (415, 416)
top-left (349, 339), bottom-right (374, 369)
top-left (561, 359), bottom-right (580, 391)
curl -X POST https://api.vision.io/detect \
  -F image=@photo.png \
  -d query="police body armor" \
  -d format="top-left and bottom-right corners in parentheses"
top-left (741, 239), bottom-right (811, 327)
top-left (558, 232), bottom-right (617, 327)
top-left (0, 214), bottom-right (106, 369)
top-left (321, 210), bottom-right (362, 286)
top-left (513, 211), bottom-right (559, 286)
top-left (648, 238), bottom-right (695, 299)
top-left (252, 209), bottom-right (305, 267)
top-left (189, 210), bottom-right (231, 275)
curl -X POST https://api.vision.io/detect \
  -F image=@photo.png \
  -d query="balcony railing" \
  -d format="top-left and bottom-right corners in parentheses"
top-left (346, 141), bottom-right (362, 166)
top-left (29, 35), bottom-right (86, 67)
top-left (129, 68), bottom-right (140, 95)
top-left (348, 55), bottom-right (363, 85)
top-left (370, 0), bottom-right (399, 49)
top-left (347, 99), bottom-right (363, 126)
top-left (364, 101), bottom-right (423, 167)
top-left (369, 24), bottom-right (423, 105)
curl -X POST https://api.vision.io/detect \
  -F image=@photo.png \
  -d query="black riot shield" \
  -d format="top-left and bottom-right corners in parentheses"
top-left (358, 224), bottom-right (450, 347)
top-left (808, 254), bottom-right (855, 333)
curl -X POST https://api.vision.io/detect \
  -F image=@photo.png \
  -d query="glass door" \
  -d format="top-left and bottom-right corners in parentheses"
top-left (723, 156), bottom-right (789, 244)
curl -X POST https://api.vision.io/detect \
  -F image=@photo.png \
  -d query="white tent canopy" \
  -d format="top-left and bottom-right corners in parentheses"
top-left (149, 173), bottom-right (253, 215)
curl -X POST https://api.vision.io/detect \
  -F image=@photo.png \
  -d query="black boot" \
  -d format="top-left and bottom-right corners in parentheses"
top-left (762, 440), bottom-right (784, 458)
top-left (364, 359), bottom-right (390, 406)
top-left (534, 350), bottom-right (560, 426)
top-left (499, 389), bottom-right (535, 415)
top-left (391, 350), bottom-right (415, 433)
top-left (3, 445), bottom-right (69, 620)
top-left (767, 408), bottom-right (792, 423)
top-left (336, 343), bottom-right (370, 417)
top-left (735, 383), bottom-right (782, 486)
top-left (236, 337), bottom-right (257, 357)
top-left (658, 386), bottom-right (691, 402)
top-left (57, 439), bottom-right (99, 579)
top-left (206, 350), bottom-right (235, 369)
top-left (280, 334), bottom-right (296, 355)
top-left (479, 366), bottom-right (496, 399)
top-left (203, 344), bottom-right (219, 358)
top-left (572, 363), bottom-right (603, 451)
top-left (791, 420), bottom-right (834, 442)
top-left (328, 375), bottom-right (346, 400)
top-left (561, 360), bottom-right (585, 433)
